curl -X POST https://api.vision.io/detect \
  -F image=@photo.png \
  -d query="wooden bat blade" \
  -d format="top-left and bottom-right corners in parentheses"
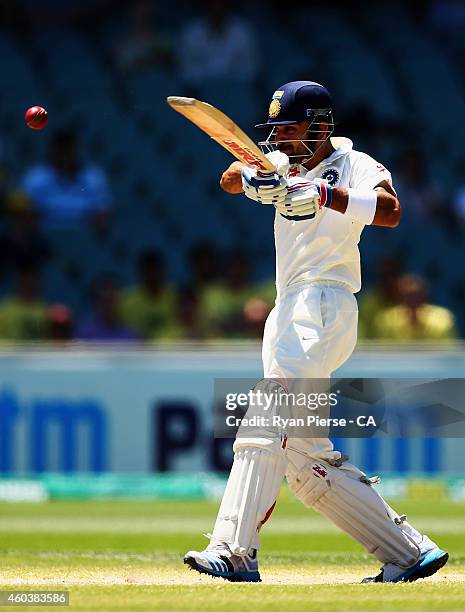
top-left (167, 96), bottom-right (275, 172)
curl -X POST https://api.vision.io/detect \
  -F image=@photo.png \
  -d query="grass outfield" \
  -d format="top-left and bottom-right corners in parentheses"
top-left (0, 489), bottom-right (464, 610)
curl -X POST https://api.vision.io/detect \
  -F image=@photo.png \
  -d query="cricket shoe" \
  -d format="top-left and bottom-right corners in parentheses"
top-left (362, 547), bottom-right (449, 583)
top-left (184, 543), bottom-right (261, 582)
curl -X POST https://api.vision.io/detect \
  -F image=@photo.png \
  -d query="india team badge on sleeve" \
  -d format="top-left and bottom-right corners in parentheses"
top-left (321, 168), bottom-right (340, 186)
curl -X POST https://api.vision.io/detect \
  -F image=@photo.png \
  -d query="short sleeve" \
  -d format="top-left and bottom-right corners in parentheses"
top-left (350, 152), bottom-right (396, 193)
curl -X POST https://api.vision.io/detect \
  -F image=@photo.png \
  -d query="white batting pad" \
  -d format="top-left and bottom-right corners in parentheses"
top-left (286, 455), bottom-right (421, 567)
top-left (211, 446), bottom-right (287, 555)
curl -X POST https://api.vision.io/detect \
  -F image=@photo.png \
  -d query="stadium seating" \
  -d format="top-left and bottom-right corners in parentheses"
top-left (1, 3), bottom-right (464, 335)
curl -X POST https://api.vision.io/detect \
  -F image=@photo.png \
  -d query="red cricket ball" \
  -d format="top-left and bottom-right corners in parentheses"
top-left (25, 106), bottom-right (48, 130)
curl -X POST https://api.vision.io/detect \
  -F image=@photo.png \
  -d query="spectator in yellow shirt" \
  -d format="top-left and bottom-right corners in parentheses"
top-left (200, 250), bottom-right (259, 338)
top-left (0, 263), bottom-right (47, 341)
top-left (373, 274), bottom-right (456, 342)
top-left (358, 256), bottom-right (402, 339)
top-left (120, 250), bottom-right (175, 340)
top-left (157, 287), bottom-right (209, 341)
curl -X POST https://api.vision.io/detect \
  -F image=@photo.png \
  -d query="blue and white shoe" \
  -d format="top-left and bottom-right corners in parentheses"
top-left (184, 543), bottom-right (261, 582)
top-left (362, 547), bottom-right (449, 583)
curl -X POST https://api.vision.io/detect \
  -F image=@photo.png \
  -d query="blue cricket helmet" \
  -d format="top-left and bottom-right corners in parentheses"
top-left (256, 81), bottom-right (334, 128)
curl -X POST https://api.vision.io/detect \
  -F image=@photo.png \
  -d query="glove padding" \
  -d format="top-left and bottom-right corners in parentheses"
top-left (276, 178), bottom-right (332, 220)
top-left (241, 150), bottom-right (290, 206)
top-left (242, 168), bottom-right (287, 205)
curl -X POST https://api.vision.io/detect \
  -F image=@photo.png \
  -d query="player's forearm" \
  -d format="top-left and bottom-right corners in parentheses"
top-left (220, 162), bottom-right (245, 194)
top-left (329, 188), bottom-right (401, 228)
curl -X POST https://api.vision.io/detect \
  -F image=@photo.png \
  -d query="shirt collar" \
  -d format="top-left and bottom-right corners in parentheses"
top-left (303, 137), bottom-right (353, 177)
top-left (289, 137), bottom-right (353, 176)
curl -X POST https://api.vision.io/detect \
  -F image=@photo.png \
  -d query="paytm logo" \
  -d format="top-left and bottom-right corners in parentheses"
top-left (0, 388), bottom-right (107, 473)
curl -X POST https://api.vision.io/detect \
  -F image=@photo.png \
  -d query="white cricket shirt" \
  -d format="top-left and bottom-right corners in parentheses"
top-left (273, 137), bottom-right (394, 295)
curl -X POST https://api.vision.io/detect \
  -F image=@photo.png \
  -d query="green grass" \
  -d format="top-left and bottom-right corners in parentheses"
top-left (15, 584), bottom-right (463, 611)
top-left (0, 490), bottom-right (464, 610)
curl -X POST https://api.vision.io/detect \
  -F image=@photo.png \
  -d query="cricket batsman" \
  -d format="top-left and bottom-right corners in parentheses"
top-left (184, 81), bottom-right (449, 583)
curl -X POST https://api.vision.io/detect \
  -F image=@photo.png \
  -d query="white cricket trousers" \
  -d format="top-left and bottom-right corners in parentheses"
top-left (212, 281), bottom-right (428, 563)
top-left (262, 281), bottom-right (358, 459)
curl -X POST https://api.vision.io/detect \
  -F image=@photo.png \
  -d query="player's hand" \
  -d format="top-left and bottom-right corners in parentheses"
top-left (241, 167), bottom-right (287, 205)
top-left (275, 178), bottom-right (332, 220)
top-left (265, 150), bottom-right (290, 176)
top-left (241, 151), bottom-right (290, 205)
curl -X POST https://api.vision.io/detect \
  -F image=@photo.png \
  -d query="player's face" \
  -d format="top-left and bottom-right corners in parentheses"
top-left (274, 121), bottom-right (312, 159)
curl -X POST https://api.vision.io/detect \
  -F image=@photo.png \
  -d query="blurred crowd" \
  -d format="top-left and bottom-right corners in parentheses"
top-left (358, 259), bottom-right (456, 342)
top-left (0, 0), bottom-right (463, 343)
top-left (0, 241), bottom-right (277, 343)
top-left (0, 240), bottom-right (457, 344)
top-left (0, 133), bottom-right (459, 344)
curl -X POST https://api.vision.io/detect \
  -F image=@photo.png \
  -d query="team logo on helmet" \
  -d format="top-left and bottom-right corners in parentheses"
top-left (269, 99), bottom-right (281, 119)
top-left (321, 168), bottom-right (340, 186)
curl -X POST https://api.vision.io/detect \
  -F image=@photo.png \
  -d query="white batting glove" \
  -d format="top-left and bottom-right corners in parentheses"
top-left (241, 151), bottom-right (290, 206)
top-left (265, 150), bottom-right (290, 176)
top-left (242, 167), bottom-right (287, 205)
top-left (276, 178), bottom-right (333, 221)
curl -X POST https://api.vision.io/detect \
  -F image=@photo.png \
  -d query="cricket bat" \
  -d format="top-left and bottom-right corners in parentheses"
top-left (167, 96), bottom-right (275, 173)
